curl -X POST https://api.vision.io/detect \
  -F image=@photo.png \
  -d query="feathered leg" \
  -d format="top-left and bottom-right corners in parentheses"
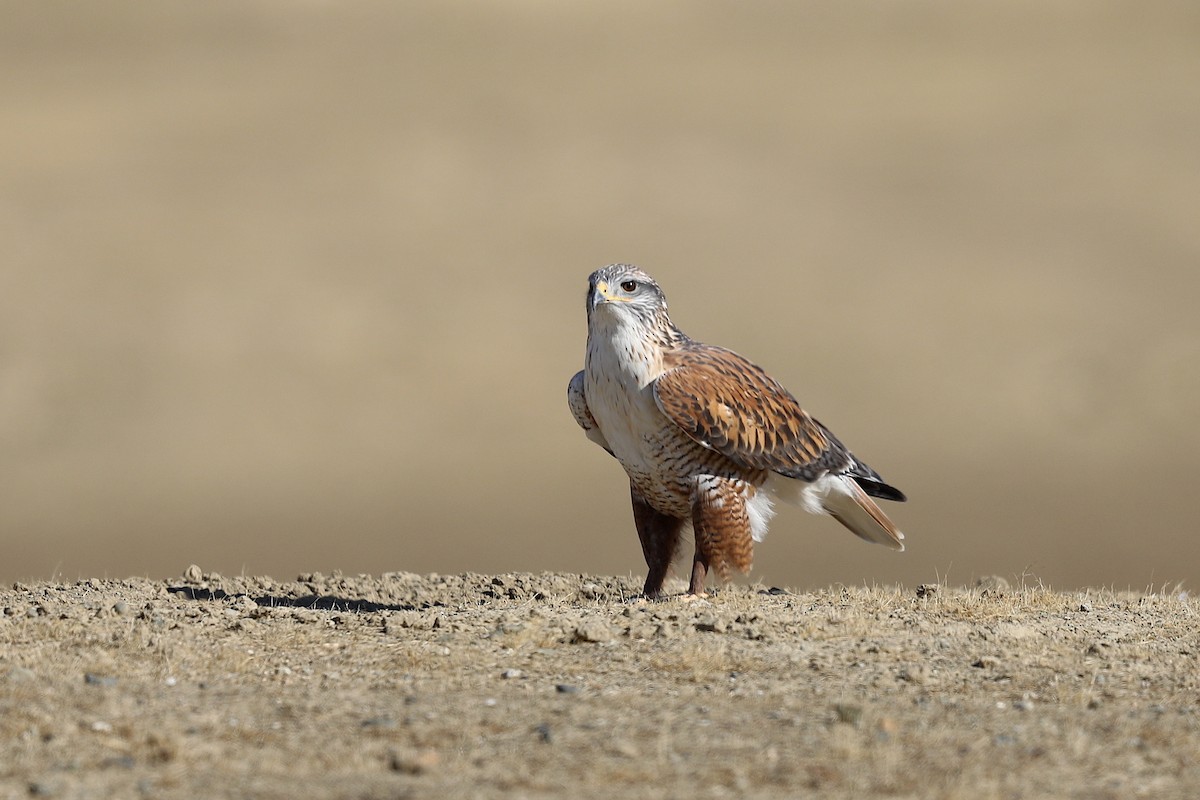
top-left (689, 477), bottom-right (755, 596)
top-left (631, 487), bottom-right (686, 599)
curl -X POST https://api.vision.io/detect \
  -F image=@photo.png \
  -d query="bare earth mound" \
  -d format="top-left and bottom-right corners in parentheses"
top-left (2, 572), bottom-right (1197, 799)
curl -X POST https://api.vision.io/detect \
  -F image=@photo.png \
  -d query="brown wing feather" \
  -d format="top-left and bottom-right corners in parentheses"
top-left (653, 344), bottom-right (851, 481)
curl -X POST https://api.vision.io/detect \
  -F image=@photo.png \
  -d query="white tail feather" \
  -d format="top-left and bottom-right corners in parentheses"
top-left (766, 474), bottom-right (905, 551)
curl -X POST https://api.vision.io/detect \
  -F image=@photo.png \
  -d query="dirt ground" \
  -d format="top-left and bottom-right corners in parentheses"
top-left (2, 570), bottom-right (1198, 799)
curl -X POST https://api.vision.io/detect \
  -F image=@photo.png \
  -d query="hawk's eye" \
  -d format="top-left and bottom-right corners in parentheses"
top-left (620, 280), bottom-right (638, 293)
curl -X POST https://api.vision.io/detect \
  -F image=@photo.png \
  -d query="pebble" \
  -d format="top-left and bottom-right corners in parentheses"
top-left (555, 684), bottom-right (578, 694)
top-left (183, 565), bottom-right (203, 583)
top-left (975, 575), bottom-right (1011, 594)
top-left (113, 601), bottom-right (130, 616)
top-left (84, 673), bottom-right (118, 687)
top-left (361, 716), bottom-right (398, 729)
top-left (500, 669), bottom-right (523, 679)
top-left (573, 620), bottom-right (615, 644)
top-left (626, 622), bottom-right (657, 640)
top-left (389, 748), bottom-right (440, 774)
top-left (27, 780), bottom-right (59, 797)
top-left (534, 722), bottom-right (553, 743)
top-left (897, 665), bottom-right (929, 685)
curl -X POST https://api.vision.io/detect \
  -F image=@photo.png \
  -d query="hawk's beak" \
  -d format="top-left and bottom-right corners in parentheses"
top-left (593, 280), bottom-right (627, 306)
top-left (590, 280), bottom-right (611, 311)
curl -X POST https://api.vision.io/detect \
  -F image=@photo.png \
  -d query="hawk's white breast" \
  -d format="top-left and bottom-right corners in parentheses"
top-left (584, 316), bottom-right (664, 465)
top-left (583, 303), bottom-right (778, 537)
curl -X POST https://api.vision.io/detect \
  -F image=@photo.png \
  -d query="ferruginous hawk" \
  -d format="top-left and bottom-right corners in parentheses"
top-left (568, 264), bottom-right (906, 598)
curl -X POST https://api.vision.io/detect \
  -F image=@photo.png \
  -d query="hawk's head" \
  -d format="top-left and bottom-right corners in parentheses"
top-left (586, 264), bottom-right (668, 330)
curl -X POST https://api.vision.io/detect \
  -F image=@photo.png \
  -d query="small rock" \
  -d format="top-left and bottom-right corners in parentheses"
top-left (113, 601), bottom-right (130, 616)
top-left (975, 575), bottom-right (1011, 595)
top-left (915, 584), bottom-right (939, 599)
top-left (625, 622), bottom-right (657, 640)
top-left (1079, 601), bottom-right (1093, 613)
top-left (183, 565), bottom-right (203, 583)
top-left (84, 673), bottom-right (118, 687)
top-left (27, 780), bottom-right (59, 797)
top-left (500, 669), bottom-right (523, 679)
top-left (361, 716), bottom-right (398, 730)
top-left (534, 722), bottom-right (553, 743)
top-left (573, 620), bottom-right (615, 644)
top-left (1013, 699), bottom-right (1034, 711)
top-left (389, 748), bottom-right (440, 774)
top-left (694, 616), bottom-right (727, 634)
top-left (554, 684), bottom-right (578, 694)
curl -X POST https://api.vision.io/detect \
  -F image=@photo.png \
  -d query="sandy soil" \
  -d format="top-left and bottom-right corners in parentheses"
top-left (3, 570), bottom-right (1198, 799)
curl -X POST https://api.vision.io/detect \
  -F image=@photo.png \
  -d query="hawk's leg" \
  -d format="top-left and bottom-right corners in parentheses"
top-left (688, 550), bottom-right (710, 597)
top-left (690, 477), bottom-right (755, 596)
top-left (631, 488), bottom-right (686, 599)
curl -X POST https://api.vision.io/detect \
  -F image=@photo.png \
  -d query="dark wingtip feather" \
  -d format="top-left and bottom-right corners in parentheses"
top-left (853, 477), bottom-right (907, 503)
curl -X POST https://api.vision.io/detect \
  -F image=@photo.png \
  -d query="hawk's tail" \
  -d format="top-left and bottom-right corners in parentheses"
top-left (823, 476), bottom-right (905, 551)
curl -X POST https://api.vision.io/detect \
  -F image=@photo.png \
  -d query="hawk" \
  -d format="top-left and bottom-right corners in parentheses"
top-left (568, 264), bottom-right (906, 598)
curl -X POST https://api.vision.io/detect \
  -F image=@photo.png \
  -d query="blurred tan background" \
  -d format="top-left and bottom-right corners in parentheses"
top-left (3, 1), bottom-right (1198, 590)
